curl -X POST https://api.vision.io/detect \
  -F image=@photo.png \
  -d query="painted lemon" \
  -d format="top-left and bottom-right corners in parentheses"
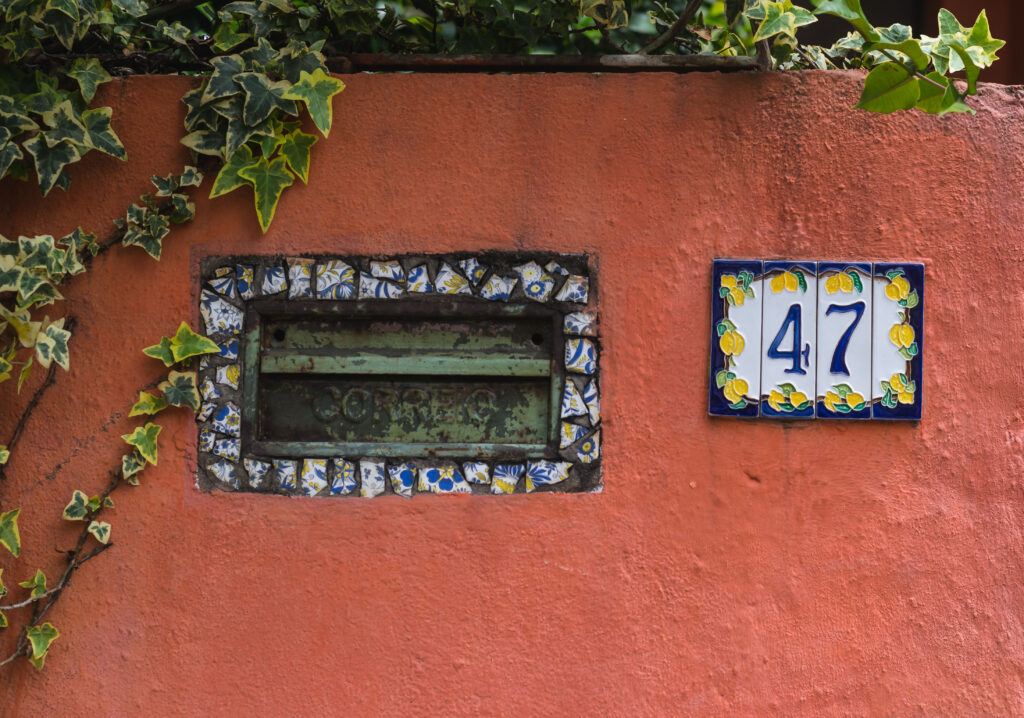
top-left (898, 323), bottom-right (914, 348)
top-left (730, 287), bottom-right (746, 306)
top-left (825, 275), bottom-right (841, 294)
top-left (824, 390), bottom-right (840, 411)
top-left (768, 389), bottom-right (784, 411)
top-left (731, 378), bottom-right (749, 397)
top-left (893, 275), bottom-right (910, 299)
top-left (723, 381), bottom-right (740, 404)
top-left (846, 392), bottom-right (864, 408)
top-left (721, 275), bottom-right (737, 289)
top-left (784, 271), bottom-right (799, 292)
top-left (889, 373), bottom-right (905, 392)
top-left (898, 391), bottom-right (914, 404)
top-left (839, 272), bottom-right (854, 292)
top-left (731, 332), bottom-right (744, 355)
top-left (789, 391), bottom-right (807, 407)
top-left (770, 273), bottom-right (785, 293)
top-left (885, 282), bottom-right (901, 301)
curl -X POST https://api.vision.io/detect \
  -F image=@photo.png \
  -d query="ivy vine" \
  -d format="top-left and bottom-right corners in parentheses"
top-left (0, 0), bottom-right (1004, 672)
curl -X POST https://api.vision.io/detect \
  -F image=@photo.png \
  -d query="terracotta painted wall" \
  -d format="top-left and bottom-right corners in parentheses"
top-left (1, 70), bottom-right (1023, 716)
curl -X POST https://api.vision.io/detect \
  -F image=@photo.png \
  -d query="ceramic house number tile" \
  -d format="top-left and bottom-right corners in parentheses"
top-left (816, 262), bottom-right (872, 419)
top-left (760, 261), bottom-right (817, 418)
top-left (871, 263), bottom-right (923, 419)
top-left (708, 259), bottom-right (763, 417)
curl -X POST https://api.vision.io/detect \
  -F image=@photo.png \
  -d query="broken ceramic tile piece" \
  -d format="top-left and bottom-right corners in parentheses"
top-left (462, 462), bottom-right (490, 485)
top-left (273, 459), bottom-right (297, 490)
top-left (243, 458), bottom-right (270, 489)
top-left (513, 261), bottom-right (555, 302)
top-left (360, 461), bottom-right (386, 498)
top-left (577, 430), bottom-right (600, 463)
top-left (215, 364), bottom-right (240, 390)
top-left (198, 428), bottom-right (216, 452)
top-left (388, 463), bottom-right (416, 498)
top-left (525, 460), bottom-right (571, 492)
top-left (555, 275), bottom-right (589, 304)
top-left (262, 266), bottom-right (287, 295)
top-left (545, 261), bottom-right (569, 276)
top-left (316, 259), bottom-right (356, 299)
top-left (565, 338), bottom-right (597, 374)
top-left (197, 401), bottom-right (216, 422)
top-left (213, 267), bottom-right (232, 278)
top-left (236, 265), bottom-right (255, 299)
top-left (359, 272), bottom-right (404, 299)
top-left (370, 260), bottom-right (404, 281)
top-left (564, 311), bottom-right (597, 336)
top-left (219, 338), bottom-right (239, 361)
top-left (458, 258), bottom-right (487, 286)
top-left (301, 459), bottom-right (328, 496)
top-left (435, 263), bottom-right (472, 295)
top-left (560, 422), bottom-right (589, 449)
top-left (199, 289), bottom-right (243, 335)
top-left (407, 265), bottom-right (434, 293)
top-left (287, 258), bottom-right (314, 299)
top-left (211, 402), bottom-right (240, 438)
top-left (561, 381), bottom-right (587, 418)
top-left (208, 274), bottom-right (237, 300)
top-left (583, 379), bottom-right (600, 425)
top-left (200, 378), bottom-right (221, 401)
top-left (419, 466), bottom-right (472, 494)
top-left (490, 463), bottom-right (524, 494)
top-left (208, 459), bottom-right (238, 486)
top-left (479, 274), bottom-right (517, 301)
top-left (331, 459), bottom-right (357, 494)
top-left (212, 437), bottom-right (240, 462)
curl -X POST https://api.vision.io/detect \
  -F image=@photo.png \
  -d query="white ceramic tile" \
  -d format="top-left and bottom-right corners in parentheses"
top-left (709, 261), bottom-right (763, 416)
top-left (760, 261), bottom-right (816, 417)
top-left (816, 262), bottom-right (871, 417)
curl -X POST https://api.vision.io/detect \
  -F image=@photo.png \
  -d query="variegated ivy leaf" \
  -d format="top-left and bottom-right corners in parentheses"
top-left (181, 87), bottom-right (221, 132)
top-left (87, 495), bottom-right (101, 512)
top-left (160, 370), bottom-right (200, 411)
top-left (103, 497), bottom-right (115, 509)
top-left (0, 445), bottom-right (9, 464)
top-left (0, 611), bottom-right (6, 628)
top-left (201, 54), bottom-right (245, 105)
top-left (0, 305), bottom-right (41, 347)
top-left (33, 318), bottom-right (70, 370)
top-left (121, 422), bottom-right (161, 465)
top-left (750, 1), bottom-right (816, 43)
top-left (0, 356), bottom-right (12, 383)
top-left (281, 69), bottom-right (345, 137)
top-left (17, 357), bottom-right (32, 392)
top-left (210, 145), bottom-right (255, 198)
top-left (235, 72), bottom-right (297, 126)
top-left (579, 0), bottom-right (628, 30)
top-left (62, 490), bottom-right (89, 520)
top-left (170, 322), bottom-right (220, 362)
top-left (122, 451), bottom-right (146, 483)
top-left (23, 134), bottom-right (81, 196)
top-left (129, 391), bottom-right (167, 417)
top-left (0, 133), bottom-right (23, 180)
top-left (237, 155), bottom-right (294, 232)
top-left (179, 166), bottom-right (203, 188)
top-left (81, 108), bottom-right (126, 160)
top-left (143, 336), bottom-right (176, 366)
top-left (0, 509), bottom-right (19, 557)
top-left (279, 129), bottom-right (317, 183)
top-left (26, 623), bottom-right (59, 670)
top-left (66, 58), bottom-right (111, 104)
top-left (18, 568), bottom-right (47, 597)
top-left (87, 520), bottom-right (111, 544)
top-left (181, 129), bottom-right (227, 159)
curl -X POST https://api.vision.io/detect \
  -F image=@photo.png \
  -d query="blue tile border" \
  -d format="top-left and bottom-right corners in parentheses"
top-left (708, 259), bottom-right (762, 418)
top-left (872, 262), bottom-right (924, 420)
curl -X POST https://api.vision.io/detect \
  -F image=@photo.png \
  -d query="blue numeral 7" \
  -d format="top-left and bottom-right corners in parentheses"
top-left (825, 301), bottom-right (865, 375)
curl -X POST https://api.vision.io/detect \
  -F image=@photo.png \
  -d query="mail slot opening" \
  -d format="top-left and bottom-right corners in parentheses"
top-left (245, 302), bottom-right (562, 459)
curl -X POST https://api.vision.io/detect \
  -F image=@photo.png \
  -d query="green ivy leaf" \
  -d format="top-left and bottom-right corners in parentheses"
top-left (856, 62), bottom-right (920, 113)
top-left (159, 370), bottom-right (200, 411)
top-left (863, 38), bottom-right (928, 70)
top-left (201, 54), bottom-right (244, 105)
top-left (41, 101), bottom-right (88, 147)
top-left (235, 72), bottom-right (297, 126)
top-left (81, 107), bottom-right (127, 160)
top-left (212, 20), bottom-right (251, 51)
top-left (170, 322), bottom-right (220, 362)
top-left (129, 391), bottom-right (168, 417)
top-left (23, 134), bottom-right (81, 197)
top-left (19, 569), bottom-right (47, 597)
top-left (87, 521), bottom-right (111, 544)
top-left (208, 146), bottom-right (254, 201)
top-left (66, 58), bottom-right (112, 104)
top-left (143, 336), bottom-right (176, 366)
top-left (237, 155), bottom-right (295, 232)
top-left (278, 129), bottom-right (317, 183)
top-left (25, 623), bottom-right (59, 670)
top-left (0, 509), bottom-right (21, 557)
top-left (121, 423), bottom-right (161, 465)
top-left (281, 68), bottom-right (345, 137)
top-left (122, 451), bottom-right (146, 483)
top-left (62, 490), bottom-right (89, 520)
top-left (0, 445), bottom-right (9, 464)
top-left (87, 495), bottom-right (101, 512)
top-left (751, 1), bottom-right (816, 43)
top-left (0, 131), bottom-right (24, 180)
top-left (181, 129), bottom-right (226, 159)
top-left (33, 319), bottom-right (70, 370)
top-left (810, 0), bottom-right (879, 42)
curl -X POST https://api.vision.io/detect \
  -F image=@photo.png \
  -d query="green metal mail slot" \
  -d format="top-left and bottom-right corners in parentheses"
top-left (243, 301), bottom-right (562, 458)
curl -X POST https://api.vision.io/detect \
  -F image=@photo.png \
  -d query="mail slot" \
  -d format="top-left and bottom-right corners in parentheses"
top-left (242, 300), bottom-right (563, 458)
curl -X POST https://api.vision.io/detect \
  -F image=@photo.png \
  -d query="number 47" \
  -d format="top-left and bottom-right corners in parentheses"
top-left (767, 301), bottom-right (865, 376)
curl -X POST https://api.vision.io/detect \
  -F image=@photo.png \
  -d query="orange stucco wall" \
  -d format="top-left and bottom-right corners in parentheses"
top-left (2, 70), bottom-right (1023, 715)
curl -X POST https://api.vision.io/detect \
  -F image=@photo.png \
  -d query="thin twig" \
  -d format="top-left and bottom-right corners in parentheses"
top-left (599, 27), bottom-right (628, 54)
top-left (639, 0), bottom-right (702, 55)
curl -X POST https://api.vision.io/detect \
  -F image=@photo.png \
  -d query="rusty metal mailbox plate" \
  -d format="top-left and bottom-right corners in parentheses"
top-left (195, 254), bottom-right (601, 497)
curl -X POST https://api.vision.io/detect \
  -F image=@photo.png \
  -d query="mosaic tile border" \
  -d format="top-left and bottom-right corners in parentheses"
top-left (196, 253), bottom-right (602, 496)
top-left (709, 259), bottom-right (923, 420)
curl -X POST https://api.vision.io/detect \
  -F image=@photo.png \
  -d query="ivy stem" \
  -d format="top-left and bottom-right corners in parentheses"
top-left (639, 0), bottom-right (703, 55)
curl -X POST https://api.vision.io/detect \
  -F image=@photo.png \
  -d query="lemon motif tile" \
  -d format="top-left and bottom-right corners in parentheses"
top-left (872, 263), bottom-right (923, 420)
top-left (760, 261), bottom-right (816, 419)
top-left (709, 260), bottom-right (762, 417)
top-left (817, 262), bottom-right (871, 419)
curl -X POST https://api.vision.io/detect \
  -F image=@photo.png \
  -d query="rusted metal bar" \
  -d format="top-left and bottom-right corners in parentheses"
top-left (326, 53), bottom-right (759, 74)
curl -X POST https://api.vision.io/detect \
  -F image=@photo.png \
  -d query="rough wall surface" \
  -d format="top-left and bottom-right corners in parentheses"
top-left (1, 70), bottom-right (1023, 716)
